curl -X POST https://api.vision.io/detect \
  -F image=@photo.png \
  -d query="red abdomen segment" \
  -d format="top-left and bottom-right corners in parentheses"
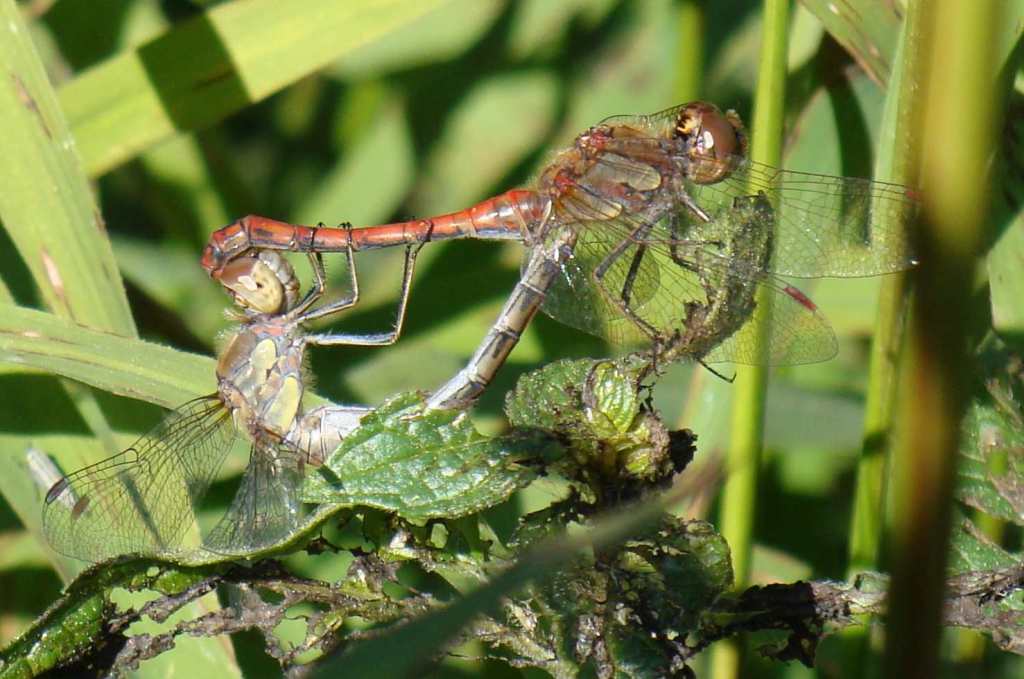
top-left (201, 189), bottom-right (546, 278)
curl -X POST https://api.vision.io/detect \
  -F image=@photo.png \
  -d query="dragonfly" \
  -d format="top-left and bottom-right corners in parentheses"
top-left (42, 242), bottom-right (420, 562)
top-left (201, 101), bottom-right (917, 410)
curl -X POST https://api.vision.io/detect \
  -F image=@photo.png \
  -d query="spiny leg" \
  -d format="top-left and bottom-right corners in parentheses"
top-left (620, 241), bottom-right (648, 310)
top-left (302, 241), bottom-right (421, 347)
top-left (591, 219), bottom-right (662, 340)
top-left (291, 224), bottom-right (360, 321)
top-left (697, 358), bottom-right (735, 383)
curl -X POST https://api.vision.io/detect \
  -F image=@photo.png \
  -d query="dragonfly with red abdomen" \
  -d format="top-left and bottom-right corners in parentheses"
top-left (202, 101), bottom-right (917, 410)
top-left (42, 244), bottom-right (420, 562)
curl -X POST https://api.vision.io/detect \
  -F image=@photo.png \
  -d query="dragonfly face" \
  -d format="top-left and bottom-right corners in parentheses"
top-left (218, 251), bottom-right (300, 315)
top-left (673, 101), bottom-right (748, 185)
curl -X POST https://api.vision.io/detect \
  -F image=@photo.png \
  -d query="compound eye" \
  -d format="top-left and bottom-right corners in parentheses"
top-left (219, 257), bottom-right (285, 314)
top-left (676, 101), bottom-right (745, 184)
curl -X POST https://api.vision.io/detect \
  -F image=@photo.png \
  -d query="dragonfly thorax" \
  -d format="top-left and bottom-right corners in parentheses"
top-left (217, 322), bottom-right (305, 443)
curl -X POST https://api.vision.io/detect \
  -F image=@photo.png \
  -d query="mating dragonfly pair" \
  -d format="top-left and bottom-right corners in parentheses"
top-left (43, 101), bottom-right (917, 562)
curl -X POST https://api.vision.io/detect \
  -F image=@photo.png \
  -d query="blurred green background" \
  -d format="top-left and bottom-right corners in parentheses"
top-left (1, 0), bottom-right (1022, 676)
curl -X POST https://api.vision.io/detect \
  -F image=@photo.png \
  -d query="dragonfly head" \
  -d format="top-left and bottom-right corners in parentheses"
top-left (674, 101), bottom-right (748, 185)
top-left (218, 251), bottom-right (300, 315)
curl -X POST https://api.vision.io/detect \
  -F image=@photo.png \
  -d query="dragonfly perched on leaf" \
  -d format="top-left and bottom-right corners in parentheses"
top-left (202, 101), bottom-right (918, 409)
top-left (42, 243), bottom-right (419, 562)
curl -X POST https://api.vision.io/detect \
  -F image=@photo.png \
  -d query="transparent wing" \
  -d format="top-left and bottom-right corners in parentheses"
top-left (589, 117), bottom-right (918, 278)
top-left (529, 98), bottom-right (921, 365)
top-left (599, 103), bottom-right (686, 133)
top-left (700, 279), bottom-right (837, 366)
top-left (686, 159), bottom-right (917, 277)
top-left (541, 221), bottom-right (663, 347)
top-left (202, 439), bottom-right (308, 557)
top-left (42, 396), bottom-right (236, 562)
top-left (541, 190), bottom-right (838, 365)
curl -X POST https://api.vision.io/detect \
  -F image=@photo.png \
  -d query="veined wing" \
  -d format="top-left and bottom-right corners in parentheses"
top-left (685, 158), bottom-right (917, 277)
top-left (599, 102), bottom-right (686, 135)
top-left (202, 439), bottom-right (308, 557)
top-left (590, 111), bottom-right (918, 278)
top-left (541, 182), bottom-right (837, 365)
top-left (42, 396), bottom-right (236, 562)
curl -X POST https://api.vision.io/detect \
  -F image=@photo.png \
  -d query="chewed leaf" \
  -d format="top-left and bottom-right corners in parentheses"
top-left (948, 507), bottom-right (1021, 573)
top-left (302, 392), bottom-right (553, 520)
top-left (505, 358), bottom-right (644, 435)
top-left (504, 358), bottom-right (684, 483)
top-left (955, 386), bottom-right (1024, 525)
top-left (947, 509), bottom-right (1024, 653)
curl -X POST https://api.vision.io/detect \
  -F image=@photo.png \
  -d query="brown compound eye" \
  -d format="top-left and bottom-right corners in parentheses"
top-left (675, 101), bottom-right (746, 184)
top-left (219, 257), bottom-right (286, 315)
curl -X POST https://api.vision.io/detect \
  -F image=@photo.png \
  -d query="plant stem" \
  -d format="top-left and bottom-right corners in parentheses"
top-left (842, 5), bottom-right (923, 675)
top-left (674, 0), bottom-right (704, 102)
top-left (883, 1), bottom-right (1001, 677)
top-left (710, 1), bottom-right (789, 677)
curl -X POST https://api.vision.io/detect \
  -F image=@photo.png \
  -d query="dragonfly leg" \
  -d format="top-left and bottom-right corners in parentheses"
top-left (661, 211), bottom-right (706, 272)
top-left (679, 190), bottom-right (712, 223)
top-left (302, 242), bottom-right (420, 346)
top-left (591, 220), bottom-right (662, 340)
top-left (697, 358), bottom-right (736, 383)
top-left (288, 225), bottom-right (359, 320)
top-left (620, 242), bottom-right (648, 310)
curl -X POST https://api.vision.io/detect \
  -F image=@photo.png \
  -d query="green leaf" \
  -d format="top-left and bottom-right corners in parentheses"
top-left (947, 512), bottom-right (1024, 654)
top-left (799, 0), bottom-right (904, 85)
top-left (0, 304), bottom-right (214, 409)
top-left (302, 392), bottom-right (550, 520)
top-left (955, 372), bottom-right (1024, 525)
top-left (538, 518), bottom-right (732, 673)
top-left (60, 0), bottom-right (451, 176)
top-left (949, 508), bottom-right (1021, 573)
top-left (315, 482), bottom-right (706, 678)
top-left (989, 202), bottom-right (1024, 343)
top-left (0, 0), bottom-right (134, 334)
top-left (505, 358), bottom-right (680, 483)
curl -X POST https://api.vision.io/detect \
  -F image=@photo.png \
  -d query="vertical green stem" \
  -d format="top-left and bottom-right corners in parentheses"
top-left (710, 1), bottom-right (789, 677)
top-left (883, 1), bottom-right (1000, 677)
top-left (846, 24), bottom-right (921, 578)
top-left (842, 9), bottom-right (923, 674)
top-left (674, 0), bottom-right (704, 102)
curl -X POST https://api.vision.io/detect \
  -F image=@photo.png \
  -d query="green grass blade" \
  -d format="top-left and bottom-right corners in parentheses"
top-left (673, 0), bottom-right (705, 101)
top-left (0, 304), bottom-right (213, 407)
top-left (884, 2), bottom-right (1003, 677)
top-left (60, 0), bottom-right (449, 177)
top-left (840, 12), bottom-right (920, 676)
top-left (0, 0), bottom-right (134, 334)
top-left (0, 303), bottom-right (333, 413)
top-left (0, 0), bottom-right (139, 581)
top-left (846, 25), bottom-right (919, 580)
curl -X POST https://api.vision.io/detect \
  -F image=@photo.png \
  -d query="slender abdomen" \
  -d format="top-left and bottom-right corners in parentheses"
top-left (202, 190), bottom-right (547, 277)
